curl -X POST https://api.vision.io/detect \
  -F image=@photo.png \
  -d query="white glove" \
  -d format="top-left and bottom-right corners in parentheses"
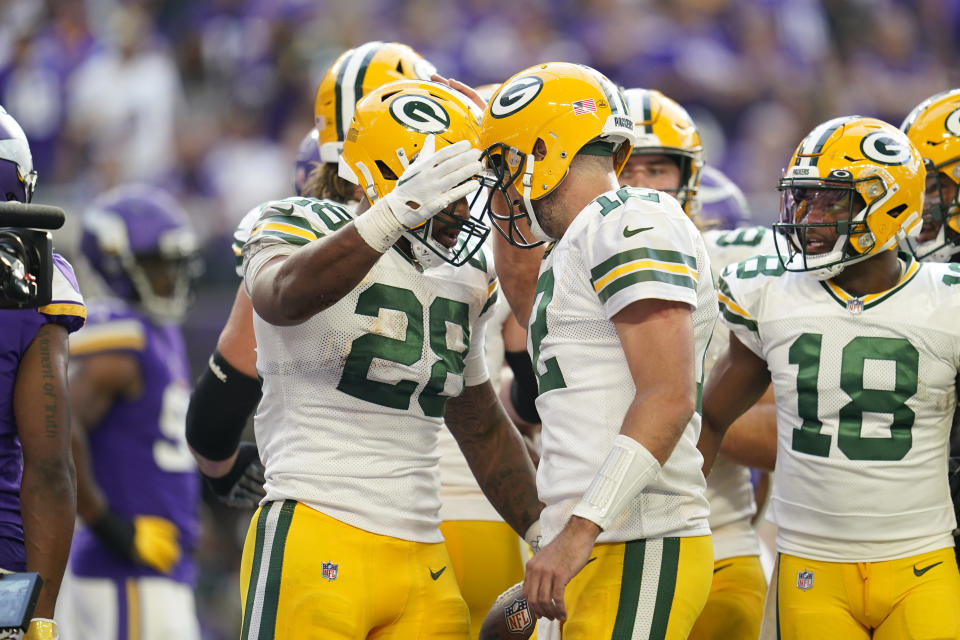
top-left (354, 136), bottom-right (482, 253)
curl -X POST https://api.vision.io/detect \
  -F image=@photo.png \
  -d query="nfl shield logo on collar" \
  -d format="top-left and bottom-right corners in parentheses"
top-left (796, 569), bottom-right (814, 591)
top-left (846, 297), bottom-right (864, 314)
top-left (505, 597), bottom-right (533, 633)
top-left (321, 562), bottom-right (338, 582)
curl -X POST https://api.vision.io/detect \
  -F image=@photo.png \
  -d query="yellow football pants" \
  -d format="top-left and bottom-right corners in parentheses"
top-left (240, 501), bottom-right (469, 639)
top-left (539, 535), bottom-right (713, 640)
top-left (440, 520), bottom-right (525, 640)
top-left (777, 547), bottom-right (960, 640)
top-left (688, 554), bottom-right (766, 640)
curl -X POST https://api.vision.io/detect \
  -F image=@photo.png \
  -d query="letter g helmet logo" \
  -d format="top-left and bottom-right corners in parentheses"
top-left (490, 76), bottom-right (544, 119)
top-left (860, 131), bottom-right (913, 166)
top-left (388, 95), bottom-right (451, 134)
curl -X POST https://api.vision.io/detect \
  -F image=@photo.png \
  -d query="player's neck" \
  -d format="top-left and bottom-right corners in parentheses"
top-left (552, 170), bottom-right (619, 238)
top-left (828, 250), bottom-right (903, 297)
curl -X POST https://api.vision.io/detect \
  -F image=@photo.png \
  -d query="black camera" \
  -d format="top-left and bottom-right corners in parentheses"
top-left (0, 203), bottom-right (65, 310)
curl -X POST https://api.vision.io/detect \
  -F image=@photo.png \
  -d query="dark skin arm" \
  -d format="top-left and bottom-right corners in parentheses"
top-left (444, 379), bottom-right (542, 537)
top-left (14, 323), bottom-right (75, 619)
top-left (249, 201), bottom-right (388, 327)
top-left (718, 385), bottom-right (778, 472)
top-left (526, 299), bottom-right (699, 621)
top-left (69, 352), bottom-right (142, 524)
top-left (698, 331), bottom-right (772, 476)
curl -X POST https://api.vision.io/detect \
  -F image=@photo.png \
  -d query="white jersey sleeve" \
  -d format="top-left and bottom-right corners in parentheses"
top-left (232, 205), bottom-right (264, 277)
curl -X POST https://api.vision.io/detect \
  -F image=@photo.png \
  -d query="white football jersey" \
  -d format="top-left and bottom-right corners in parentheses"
top-left (534, 186), bottom-right (716, 544)
top-left (232, 204), bottom-right (263, 277)
top-left (437, 278), bottom-right (512, 522)
top-left (719, 254), bottom-right (960, 561)
top-left (701, 225), bottom-right (776, 560)
top-left (242, 197), bottom-right (499, 543)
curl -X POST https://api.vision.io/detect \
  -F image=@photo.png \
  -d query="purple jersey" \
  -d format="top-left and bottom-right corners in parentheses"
top-left (0, 254), bottom-right (85, 571)
top-left (68, 300), bottom-right (200, 584)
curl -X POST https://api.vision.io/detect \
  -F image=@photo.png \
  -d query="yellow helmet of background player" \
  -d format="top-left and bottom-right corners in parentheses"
top-left (478, 62), bottom-right (637, 247)
top-left (623, 88), bottom-right (704, 218)
top-left (338, 79), bottom-right (489, 267)
top-left (900, 88), bottom-right (960, 261)
top-left (774, 116), bottom-right (925, 280)
top-left (314, 42), bottom-right (437, 164)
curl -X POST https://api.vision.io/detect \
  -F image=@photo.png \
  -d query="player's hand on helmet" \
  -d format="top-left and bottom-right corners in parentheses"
top-left (382, 136), bottom-right (481, 230)
top-left (23, 619), bottom-right (59, 640)
top-left (90, 508), bottom-right (181, 574)
top-left (202, 441), bottom-right (266, 509)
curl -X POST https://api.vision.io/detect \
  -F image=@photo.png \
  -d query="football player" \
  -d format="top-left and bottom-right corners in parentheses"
top-left (900, 89), bottom-right (960, 263)
top-left (0, 105), bottom-right (85, 640)
top-left (238, 79), bottom-right (540, 639)
top-left (186, 41), bottom-right (436, 509)
top-left (700, 116), bottom-right (960, 639)
top-left (621, 88), bottom-right (772, 640)
top-left (64, 185), bottom-right (201, 639)
top-left (479, 63), bottom-right (716, 639)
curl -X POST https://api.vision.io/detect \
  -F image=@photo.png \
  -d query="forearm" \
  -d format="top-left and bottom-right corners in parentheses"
top-left (492, 230), bottom-right (542, 326)
top-left (250, 226), bottom-right (382, 325)
top-left (445, 382), bottom-right (542, 535)
top-left (620, 387), bottom-right (695, 465)
top-left (719, 401), bottom-right (778, 471)
top-left (70, 424), bottom-right (107, 524)
top-left (21, 460), bottom-right (75, 618)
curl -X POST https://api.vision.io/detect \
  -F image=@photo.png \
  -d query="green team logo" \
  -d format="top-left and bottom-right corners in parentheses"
top-left (490, 76), bottom-right (543, 119)
top-left (860, 131), bottom-right (912, 166)
top-left (388, 95), bottom-right (451, 134)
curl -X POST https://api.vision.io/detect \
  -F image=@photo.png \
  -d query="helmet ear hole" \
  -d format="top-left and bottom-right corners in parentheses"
top-left (533, 138), bottom-right (547, 161)
top-left (375, 161), bottom-right (398, 181)
top-left (887, 203), bottom-right (907, 219)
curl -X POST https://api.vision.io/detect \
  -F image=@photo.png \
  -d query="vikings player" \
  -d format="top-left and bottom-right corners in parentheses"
top-left (0, 105), bottom-right (85, 640)
top-left (64, 185), bottom-right (201, 639)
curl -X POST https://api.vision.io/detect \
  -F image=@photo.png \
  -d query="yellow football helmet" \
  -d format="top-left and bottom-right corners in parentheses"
top-left (478, 62), bottom-right (637, 246)
top-left (900, 88), bottom-right (960, 261)
top-left (622, 88), bottom-right (704, 218)
top-left (314, 42), bottom-right (437, 164)
top-left (339, 79), bottom-right (488, 267)
top-left (774, 116), bottom-right (925, 279)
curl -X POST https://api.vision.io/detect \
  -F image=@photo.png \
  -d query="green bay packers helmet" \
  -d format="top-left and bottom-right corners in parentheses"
top-left (338, 79), bottom-right (488, 267)
top-left (623, 88), bottom-right (704, 218)
top-left (774, 116), bottom-right (925, 280)
top-left (900, 88), bottom-right (960, 261)
top-left (478, 62), bottom-right (637, 246)
top-left (314, 42), bottom-right (437, 164)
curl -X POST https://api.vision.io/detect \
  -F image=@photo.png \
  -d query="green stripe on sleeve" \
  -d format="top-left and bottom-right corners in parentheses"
top-left (648, 537), bottom-right (680, 640)
top-left (612, 539), bottom-right (646, 640)
top-left (591, 247), bottom-right (697, 284)
top-left (480, 289), bottom-right (499, 316)
top-left (597, 270), bottom-right (697, 303)
top-left (719, 301), bottom-right (759, 333)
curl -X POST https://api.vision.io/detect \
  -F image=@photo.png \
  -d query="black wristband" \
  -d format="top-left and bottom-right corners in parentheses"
top-left (89, 509), bottom-right (135, 559)
top-left (186, 349), bottom-right (262, 460)
top-left (504, 350), bottom-right (541, 424)
top-left (204, 442), bottom-right (260, 496)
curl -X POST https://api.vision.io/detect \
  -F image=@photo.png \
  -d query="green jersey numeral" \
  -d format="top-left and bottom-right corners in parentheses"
top-left (714, 227), bottom-right (766, 247)
top-left (336, 283), bottom-right (470, 417)
top-left (596, 186), bottom-right (661, 216)
top-left (529, 268), bottom-right (566, 394)
top-left (789, 333), bottom-right (918, 461)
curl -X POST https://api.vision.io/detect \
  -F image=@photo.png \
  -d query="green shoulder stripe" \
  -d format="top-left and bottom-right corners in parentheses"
top-left (598, 270), bottom-right (697, 303)
top-left (248, 215), bottom-right (320, 246)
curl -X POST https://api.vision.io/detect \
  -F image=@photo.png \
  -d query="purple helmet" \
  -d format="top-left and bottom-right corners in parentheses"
top-left (294, 128), bottom-right (321, 196)
top-left (698, 165), bottom-right (751, 230)
top-left (81, 184), bottom-right (199, 323)
top-left (0, 105), bottom-right (37, 203)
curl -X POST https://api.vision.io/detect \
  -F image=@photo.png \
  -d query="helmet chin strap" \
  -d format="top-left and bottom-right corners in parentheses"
top-left (521, 154), bottom-right (553, 243)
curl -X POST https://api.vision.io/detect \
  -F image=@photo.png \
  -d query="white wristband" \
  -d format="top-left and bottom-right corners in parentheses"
top-left (352, 198), bottom-right (405, 253)
top-left (523, 519), bottom-right (542, 554)
top-left (571, 434), bottom-right (661, 531)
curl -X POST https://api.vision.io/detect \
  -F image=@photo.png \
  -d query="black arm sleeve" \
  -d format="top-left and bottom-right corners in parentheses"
top-left (504, 349), bottom-right (541, 424)
top-left (186, 349), bottom-right (262, 461)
